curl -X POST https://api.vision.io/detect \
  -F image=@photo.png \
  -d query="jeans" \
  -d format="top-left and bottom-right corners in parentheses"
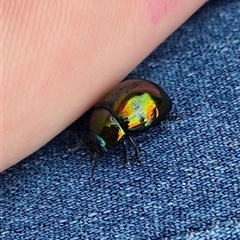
top-left (1, 0), bottom-right (239, 239)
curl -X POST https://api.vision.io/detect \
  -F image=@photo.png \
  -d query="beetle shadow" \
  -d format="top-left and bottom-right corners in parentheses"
top-left (60, 108), bottom-right (93, 149)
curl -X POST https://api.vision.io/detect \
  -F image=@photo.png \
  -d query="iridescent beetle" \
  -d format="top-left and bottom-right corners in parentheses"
top-left (77, 79), bottom-right (179, 176)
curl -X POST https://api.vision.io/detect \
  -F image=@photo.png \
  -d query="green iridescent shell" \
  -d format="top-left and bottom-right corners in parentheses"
top-left (94, 79), bottom-right (172, 134)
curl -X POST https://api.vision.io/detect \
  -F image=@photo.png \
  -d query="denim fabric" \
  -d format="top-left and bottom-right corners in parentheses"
top-left (1, 0), bottom-right (240, 239)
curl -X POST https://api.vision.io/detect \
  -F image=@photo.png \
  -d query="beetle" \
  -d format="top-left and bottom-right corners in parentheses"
top-left (76, 79), bottom-right (179, 176)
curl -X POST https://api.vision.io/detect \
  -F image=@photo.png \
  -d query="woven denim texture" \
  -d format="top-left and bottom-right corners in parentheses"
top-left (1, 1), bottom-right (240, 239)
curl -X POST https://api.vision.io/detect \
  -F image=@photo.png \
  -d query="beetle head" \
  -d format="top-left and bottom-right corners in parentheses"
top-left (84, 131), bottom-right (108, 156)
top-left (85, 108), bottom-right (126, 178)
top-left (88, 108), bottom-right (126, 147)
top-left (84, 131), bottom-right (109, 178)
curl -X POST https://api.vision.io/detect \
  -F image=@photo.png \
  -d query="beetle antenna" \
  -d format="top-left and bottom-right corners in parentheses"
top-left (127, 136), bottom-right (142, 165)
top-left (91, 155), bottom-right (97, 178)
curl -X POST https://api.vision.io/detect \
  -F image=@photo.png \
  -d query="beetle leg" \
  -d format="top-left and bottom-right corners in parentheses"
top-left (90, 153), bottom-right (98, 178)
top-left (127, 136), bottom-right (142, 166)
top-left (165, 115), bottom-right (181, 121)
top-left (66, 130), bottom-right (87, 152)
top-left (122, 140), bottom-right (130, 165)
top-left (68, 144), bottom-right (82, 152)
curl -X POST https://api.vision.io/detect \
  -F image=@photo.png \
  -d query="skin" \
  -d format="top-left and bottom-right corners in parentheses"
top-left (1, 0), bottom-right (206, 171)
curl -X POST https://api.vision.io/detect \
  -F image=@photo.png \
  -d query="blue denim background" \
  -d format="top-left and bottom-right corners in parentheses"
top-left (1, 0), bottom-right (240, 239)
